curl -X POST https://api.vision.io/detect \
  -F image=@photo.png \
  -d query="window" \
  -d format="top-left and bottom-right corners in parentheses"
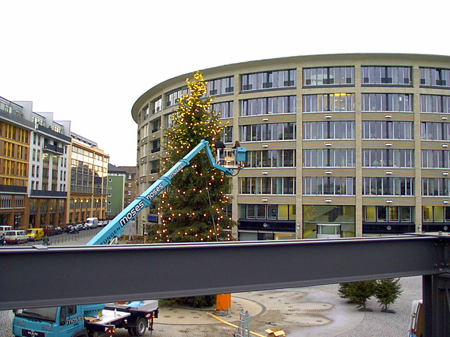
top-left (362, 149), bottom-right (414, 168)
top-left (421, 122), bottom-right (450, 140)
top-left (207, 76), bottom-right (234, 96)
top-left (361, 93), bottom-right (413, 112)
top-left (303, 149), bottom-right (355, 167)
top-left (422, 178), bottom-right (450, 196)
top-left (241, 69), bottom-right (296, 92)
top-left (422, 150), bottom-right (450, 168)
top-left (245, 150), bottom-right (296, 168)
top-left (303, 66), bottom-right (354, 86)
top-left (211, 101), bottom-right (234, 118)
top-left (241, 96), bottom-right (296, 116)
top-left (364, 206), bottom-right (413, 222)
top-left (420, 67), bottom-right (450, 88)
top-left (361, 66), bottom-right (412, 85)
top-left (420, 94), bottom-right (450, 113)
top-left (303, 177), bottom-right (355, 195)
top-left (241, 123), bottom-right (296, 142)
top-left (239, 204), bottom-right (295, 221)
top-left (303, 93), bottom-right (355, 112)
top-left (362, 121), bottom-right (413, 140)
top-left (152, 97), bottom-right (162, 114)
top-left (166, 87), bottom-right (188, 107)
top-left (303, 121), bottom-right (355, 140)
top-left (239, 177), bottom-right (296, 195)
top-left (423, 206), bottom-right (450, 222)
top-left (363, 177), bottom-right (414, 196)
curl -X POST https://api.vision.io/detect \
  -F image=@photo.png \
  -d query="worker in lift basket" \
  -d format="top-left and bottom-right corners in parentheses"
top-left (215, 137), bottom-right (226, 164)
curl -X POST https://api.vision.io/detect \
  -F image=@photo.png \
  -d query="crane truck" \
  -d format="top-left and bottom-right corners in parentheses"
top-left (11, 140), bottom-right (246, 337)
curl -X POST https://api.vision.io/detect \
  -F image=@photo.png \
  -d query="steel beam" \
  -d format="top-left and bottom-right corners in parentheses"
top-left (0, 235), bottom-right (448, 310)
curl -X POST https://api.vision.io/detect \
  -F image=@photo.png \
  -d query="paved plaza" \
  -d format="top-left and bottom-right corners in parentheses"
top-left (1, 234), bottom-right (422, 336)
top-left (1, 276), bottom-right (421, 337)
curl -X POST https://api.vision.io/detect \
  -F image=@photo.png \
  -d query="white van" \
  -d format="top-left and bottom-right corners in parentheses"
top-left (0, 225), bottom-right (13, 237)
top-left (5, 230), bottom-right (28, 244)
top-left (85, 217), bottom-right (98, 229)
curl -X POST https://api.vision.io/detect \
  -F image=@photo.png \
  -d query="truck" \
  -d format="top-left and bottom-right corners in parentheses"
top-left (85, 217), bottom-right (99, 229)
top-left (408, 299), bottom-right (423, 337)
top-left (11, 140), bottom-right (245, 337)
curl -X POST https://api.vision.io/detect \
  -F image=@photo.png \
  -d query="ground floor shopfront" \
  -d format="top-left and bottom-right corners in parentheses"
top-left (68, 193), bottom-right (106, 224)
top-left (237, 203), bottom-right (450, 241)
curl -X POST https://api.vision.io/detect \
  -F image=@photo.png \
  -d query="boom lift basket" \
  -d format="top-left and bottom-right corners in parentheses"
top-left (217, 148), bottom-right (246, 168)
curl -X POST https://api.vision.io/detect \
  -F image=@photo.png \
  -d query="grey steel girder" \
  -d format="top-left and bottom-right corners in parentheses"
top-left (0, 235), bottom-right (449, 310)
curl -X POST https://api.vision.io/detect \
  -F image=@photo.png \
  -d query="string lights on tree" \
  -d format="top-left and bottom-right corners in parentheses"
top-left (151, 71), bottom-right (237, 244)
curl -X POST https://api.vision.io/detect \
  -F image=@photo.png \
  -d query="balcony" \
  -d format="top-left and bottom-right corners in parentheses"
top-left (30, 190), bottom-right (67, 198)
top-left (43, 143), bottom-right (64, 155)
top-left (0, 185), bottom-right (27, 194)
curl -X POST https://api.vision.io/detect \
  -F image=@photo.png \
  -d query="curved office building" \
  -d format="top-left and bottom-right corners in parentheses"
top-left (132, 53), bottom-right (450, 240)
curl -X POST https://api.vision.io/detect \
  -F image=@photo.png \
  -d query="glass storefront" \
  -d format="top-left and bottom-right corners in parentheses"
top-left (303, 205), bottom-right (355, 239)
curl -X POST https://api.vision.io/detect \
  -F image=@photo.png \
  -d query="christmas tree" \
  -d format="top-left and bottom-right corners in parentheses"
top-left (152, 71), bottom-right (236, 243)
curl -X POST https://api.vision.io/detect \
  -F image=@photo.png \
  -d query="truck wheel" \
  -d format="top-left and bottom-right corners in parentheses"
top-left (134, 317), bottom-right (147, 337)
top-left (127, 328), bottom-right (136, 336)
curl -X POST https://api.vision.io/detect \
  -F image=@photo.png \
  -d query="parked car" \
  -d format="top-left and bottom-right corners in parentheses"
top-left (75, 223), bottom-right (84, 231)
top-left (27, 228), bottom-right (44, 241)
top-left (54, 227), bottom-right (63, 235)
top-left (66, 225), bottom-right (79, 234)
top-left (41, 225), bottom-right (56, 236)
top-left (5, 230), bottom-right (29, 244)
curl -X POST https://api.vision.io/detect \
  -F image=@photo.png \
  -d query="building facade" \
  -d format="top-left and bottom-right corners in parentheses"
top-left (16, 102), bottom-right (72, 228)
top-left (106, 165), bottom-right (126, 219)
top-left (132, 53), bottom-right (450, 240)
top-left (68, 133), bottom-right (109, 224)
top-left (0, 97), bottom-right (33, 229)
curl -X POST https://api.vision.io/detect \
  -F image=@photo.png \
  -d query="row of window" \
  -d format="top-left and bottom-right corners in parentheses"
top-left (355, 205), bottom-right (450, 224)
top-left (303, 149), bottom-right (355, 168)
top-left (211, 94), bottom-right (450, 117)
top-left (143, 65), bottom-right (450, 120)
top-left (364, 206), bottom-right (413, 222)
top-left (0, 195), bottom-right (25, 209)
top-left (302, 149), bottom-right (450, 169)
top-left (239, 204), bottom-right (296, 221)
top-left (236, 177), bottom-right (450, 196)
top-left (240, 123), bottom-right (296, 142)
top-left (240, 96), bottom-right (296, 116)
top-left (245, 150), bottom-right (295, 168)
top-left (302, 121), bottom-right (450, 140)
top-left (239, 177), bottom-right (296, 195)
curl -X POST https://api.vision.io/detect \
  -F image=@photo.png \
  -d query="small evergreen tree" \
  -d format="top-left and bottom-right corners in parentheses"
top-left (338, 282), bottom-right (352, 301)
top-left (375, 278), bottom-right (402, 312)
top-left (345, 281), bottom-right (377, 311)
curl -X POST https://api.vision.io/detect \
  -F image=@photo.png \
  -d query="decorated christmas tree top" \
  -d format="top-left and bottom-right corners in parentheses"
top-left (152, 71), bottom-right (236, 243)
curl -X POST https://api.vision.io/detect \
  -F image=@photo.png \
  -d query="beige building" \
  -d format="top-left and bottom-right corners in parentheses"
top-left (132, 53), bottom-right (450, 240)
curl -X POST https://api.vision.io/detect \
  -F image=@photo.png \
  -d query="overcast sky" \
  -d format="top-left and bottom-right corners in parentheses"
top-left (1, 0), bottom-right (449, 165)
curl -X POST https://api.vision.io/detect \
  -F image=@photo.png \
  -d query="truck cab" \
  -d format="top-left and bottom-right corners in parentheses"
top-left (13, 305), bottom-right (87, 337)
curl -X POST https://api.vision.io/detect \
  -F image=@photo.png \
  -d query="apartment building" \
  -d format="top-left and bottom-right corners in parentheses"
top-left (15, 102), bottom-right (72, 228)
top-left (132, 53), bottom-right (450, 240)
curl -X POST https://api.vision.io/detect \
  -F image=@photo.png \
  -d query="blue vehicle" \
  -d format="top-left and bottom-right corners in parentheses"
top-left (12, 140), bottom-right (245, 337)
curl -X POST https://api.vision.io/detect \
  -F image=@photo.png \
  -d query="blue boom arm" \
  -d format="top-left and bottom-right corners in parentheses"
top-left (87, 140), bottom-right (238, 245)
